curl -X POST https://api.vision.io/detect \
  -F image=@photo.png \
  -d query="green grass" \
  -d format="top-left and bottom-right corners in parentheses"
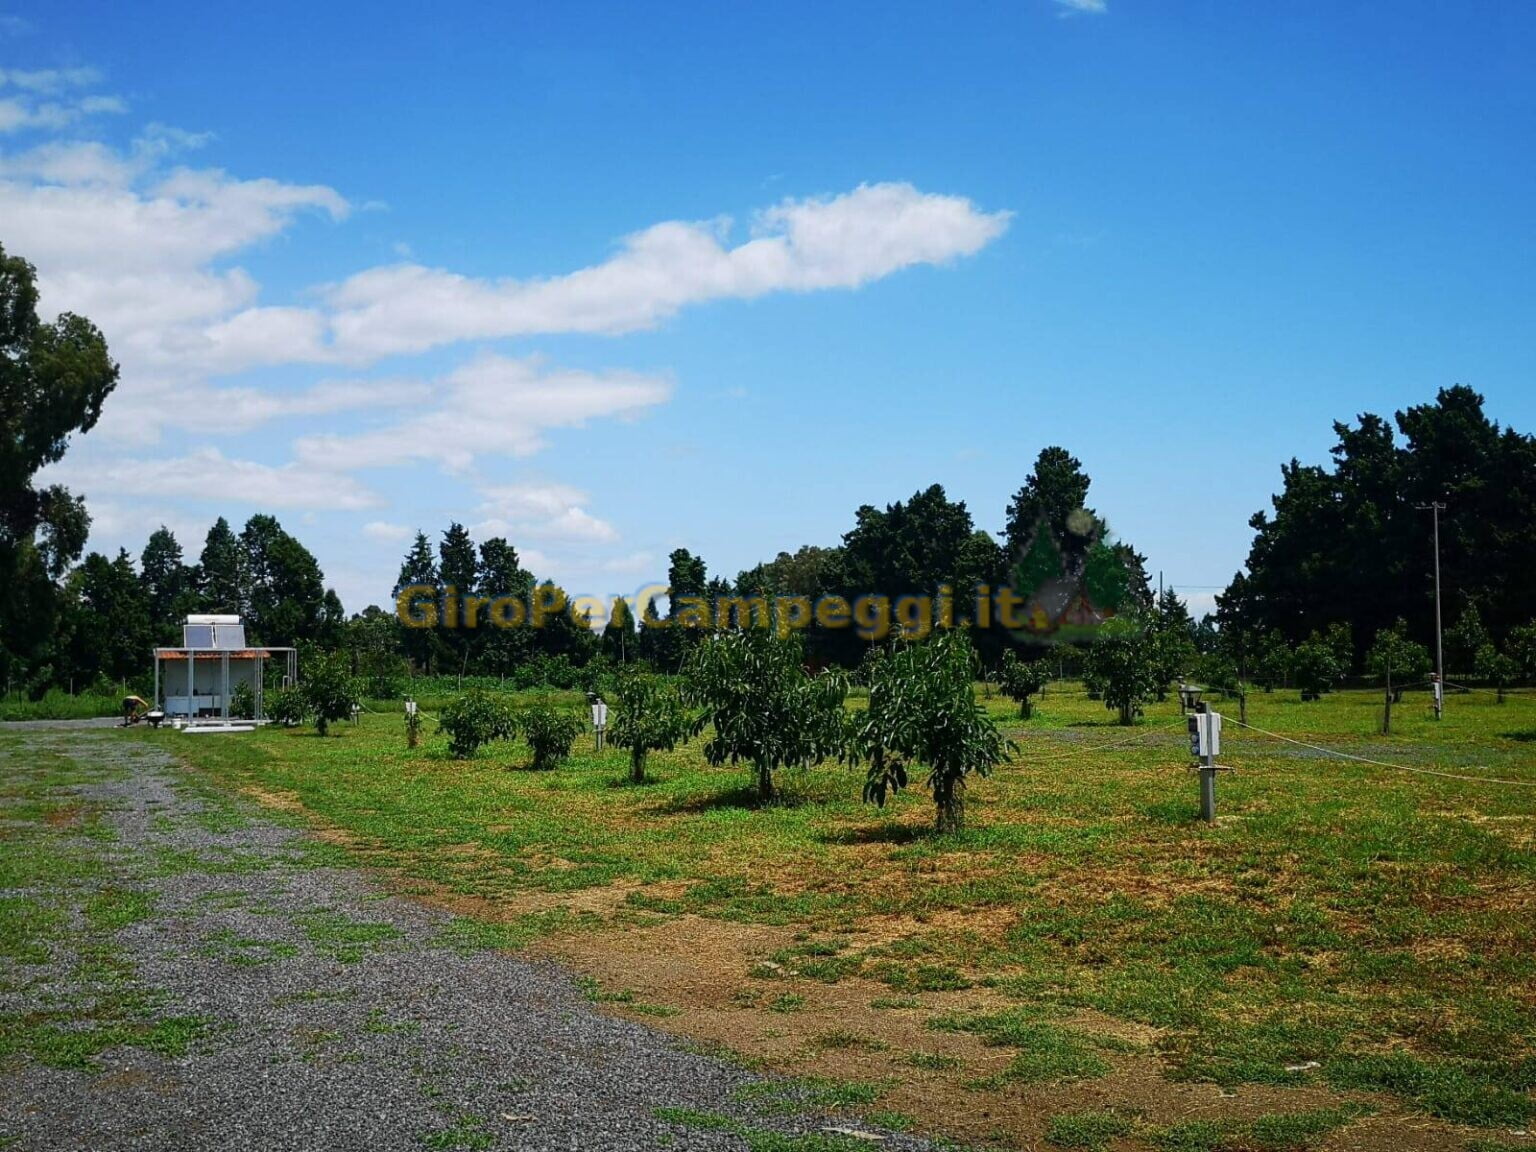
top-left (134, 684), bottom-right (1536, 1131)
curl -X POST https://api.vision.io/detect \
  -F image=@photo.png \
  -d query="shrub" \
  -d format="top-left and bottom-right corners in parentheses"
top-left (856, 631), bottom-right (1012, 833)
top-left (265, 685), bottom-right (306, 727)
top-left (1082, 615), bottom-right (1161, 725)
top-left (300, 649), bottom-right (361, 736)
top-left (518, 703), bottom-right (583, 771)
top-left (683, 629), bottom-right (847, 802)
top-left (997, 650), bottom-right (1049, 718)
top-left (607, 673), bottom-right (696, 783)
top-left (438, 689), bottom-right (515, 759)
top-left (229, 681), bottom-right (255, 720)
top-left (1293, 632), bottom-right (1343, 701)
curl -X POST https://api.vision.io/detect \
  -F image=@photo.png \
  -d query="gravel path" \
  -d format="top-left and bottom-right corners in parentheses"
top-left (0, 731), bottom-right (935, 1152)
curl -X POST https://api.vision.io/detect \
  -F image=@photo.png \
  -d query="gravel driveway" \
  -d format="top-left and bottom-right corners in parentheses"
top-left (0, 731), bottom-right (934, 1152)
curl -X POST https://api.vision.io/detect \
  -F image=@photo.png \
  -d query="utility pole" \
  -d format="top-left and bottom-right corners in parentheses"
top-left (1417, 501), bottom-right (1446, 719)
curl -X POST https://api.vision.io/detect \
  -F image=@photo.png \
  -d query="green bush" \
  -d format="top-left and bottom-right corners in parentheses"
top-left (438, 689), bottom-right (515, 759)
top-left (265, 685), bottom-right (306, 727)
top-left (997, 650), bottom-right (1049, 718)
top-left (229, 682), bottom-right (255, 720)
top-left (300, 650), bottom-right (361, 736)
top-left (518, 703), bottom-right (583, 771)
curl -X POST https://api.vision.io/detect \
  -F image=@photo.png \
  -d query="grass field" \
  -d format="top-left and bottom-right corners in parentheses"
top-left (128, 683), bottom-right (1536, 1149)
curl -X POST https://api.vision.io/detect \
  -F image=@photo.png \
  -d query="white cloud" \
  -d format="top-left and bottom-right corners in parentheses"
top-left (473, 482), bottom-right (618, 543)
top-left (293, 353), bottom-right (672, 474)
top-left (1055, 0), bottom-right (1107, 13)
top-left (0, 66), bottom-right (99, 92)
top-left (43, 448), bottom-right (379, 511)
top-left (321, 183), bottom-right (1011, 360)
top-left (0, 70), bottom-right (124, 134)
top-left (361, 520), bottom-right (412, 542)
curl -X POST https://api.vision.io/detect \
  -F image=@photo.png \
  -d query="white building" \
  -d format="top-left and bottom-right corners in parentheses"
top-left (152, 614), bottom-right (298, 722)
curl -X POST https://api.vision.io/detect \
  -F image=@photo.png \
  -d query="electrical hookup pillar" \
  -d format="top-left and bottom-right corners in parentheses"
top-left (589, 694), bottom-right (608, 752)
top-left (1188, 702), bottom-right (1221, 822)
top-left (1431, 674), bottom-right (1444, 721)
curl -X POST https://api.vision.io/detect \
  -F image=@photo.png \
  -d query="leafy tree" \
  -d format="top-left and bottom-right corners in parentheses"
top-left (1004, 447), bottom-right (1094, 561)
top-left (856, 631), bottom-right (1012, 833)
top-left (843, 484), bottom-right (976, 601)
top-left (1225, 388), bottom-right (1536, 662)
top-left (59, 549), bottom-right (151, 687)
top-left (1475, 642), bottom-right (1517, 704)
top-left (344, 606), bottom-right (407, 698)
top-left (1082, 615), bottom-right (1161, 725)
top-left (0, 242), bottom-right (118, 689)
top-left (241, 515), bottom-right (330, 645)
top-left (197, 517), bottom-right (246, 616)
top-left (439, 521), bottom-right (480, 676)
top-left (1366, 619), bottom-right (1431, 731)
top-left (1292, 632), bottom-right (1343, 701)
top-left (395, 531), bottom-right (441, 673)
top-left (265, 685), bottom-right (306, 727)
top-left (683, 629), bottom-right (847, 802)
top-left (1366, 620), bottom-right (1431, 702)
top-left (1446, 604), bottom-right (1491, 680)
top-left (1252, 629), bottom-right (1293, 692)
top-left (140, 527), bottom-right (194, 645)
top-left (438, 688), bottom-right (515, 759)
top-left (299, 648), bottom-right (359, 736)
top-left (997, 650), bottom-right (1048, 718)
top-left (1508, 620), bottom-right (1536, 682)
top-left (518, 703), bottom-right (583, 771)
top-left (607, 673), bottom-right (695, 783)
top-left (477, 536), bottom-right (535, 676)
top-left (600, 596), bottom-right (638, 664)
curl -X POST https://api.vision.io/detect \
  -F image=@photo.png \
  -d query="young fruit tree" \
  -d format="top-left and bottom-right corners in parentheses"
top-left (997, 650), bottom-right (1049, 719)
top-left (607, 673), bottom-right (696, 784)
top-left (300, 649), bottom-right (360, 736)
top-left (265, 685), bottom-right (306, 728)
top-left (1475, 643), bottom-right (1517, 704)
top-left (1292, 631), bottom-right (1343, 702)
top-left (1365, 619), bottom-right (1431, 733)
top-left (683, 629), bottom-right (847, 803)
top-left (438, 689), bottom-right (515, 759)
top-left (1082, 615), bottom-right (1162, 725)
top-left (855, 631), bottom-right (1012, 833)
top-left (518, 703), bottom-right (583, 771)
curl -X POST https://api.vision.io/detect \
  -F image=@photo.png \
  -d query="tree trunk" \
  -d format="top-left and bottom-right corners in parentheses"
top-left (1238, 690), bottom-right (1248, 727)
top-left (1117, 700), bottom-right (1135, 726)
top-left (1383, 667), bottom-right (1392, 735)
top-left (1498, 685), bottom-right (1507, 704)
top-left (934, 775), bottom-right (964, 833)
top-left (317, 716), bottom-right (329, 737)
top-left (756, 760), bottom-right (774, 803)
top-left (1020, 698), bottom-right (1032, 720)
top-left (630, 748), bottom-right (648, 784)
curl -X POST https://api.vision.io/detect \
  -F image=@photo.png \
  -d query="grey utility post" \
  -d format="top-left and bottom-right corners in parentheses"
top-left (1189, 702), bottom-right (1221, 822)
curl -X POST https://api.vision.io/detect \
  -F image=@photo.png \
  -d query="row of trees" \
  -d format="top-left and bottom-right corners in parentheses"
top-left (1219, 386), bottom-right (1536, 671)
top-left (429, 627), bottom-right (1011, 833)
top-left (13, 516), bottom-right (346, 696)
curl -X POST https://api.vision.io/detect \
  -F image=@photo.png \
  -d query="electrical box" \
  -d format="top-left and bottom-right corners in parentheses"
top-left (591, 701), bottom-right (608, 731)
top-left (1188, 711), bottom-right (1221, 758)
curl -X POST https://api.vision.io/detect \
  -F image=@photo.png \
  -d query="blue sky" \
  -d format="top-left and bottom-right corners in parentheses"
top-left (7, 1), bottom-right (1535, 617)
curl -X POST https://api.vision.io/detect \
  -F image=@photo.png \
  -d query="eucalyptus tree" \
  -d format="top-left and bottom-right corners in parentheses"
top-left (683, 629), bottom-right (847, 803)
top-left (855, 631), bottom-right (1012, 833)
top-left (607, 673), bottom-right (696, 783)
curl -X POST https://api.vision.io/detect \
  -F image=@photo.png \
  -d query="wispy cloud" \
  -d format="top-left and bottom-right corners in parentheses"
top-left (1055, 0), bottom-right (1107, 14)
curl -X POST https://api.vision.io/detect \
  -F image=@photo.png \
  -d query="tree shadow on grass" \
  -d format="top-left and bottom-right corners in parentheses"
top-left (1499, 730), bottom-right (1536, 743)
top-left (653, 784), bottom-right (813, 814)
top-left (817, 822), bottom-right (930, 846)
